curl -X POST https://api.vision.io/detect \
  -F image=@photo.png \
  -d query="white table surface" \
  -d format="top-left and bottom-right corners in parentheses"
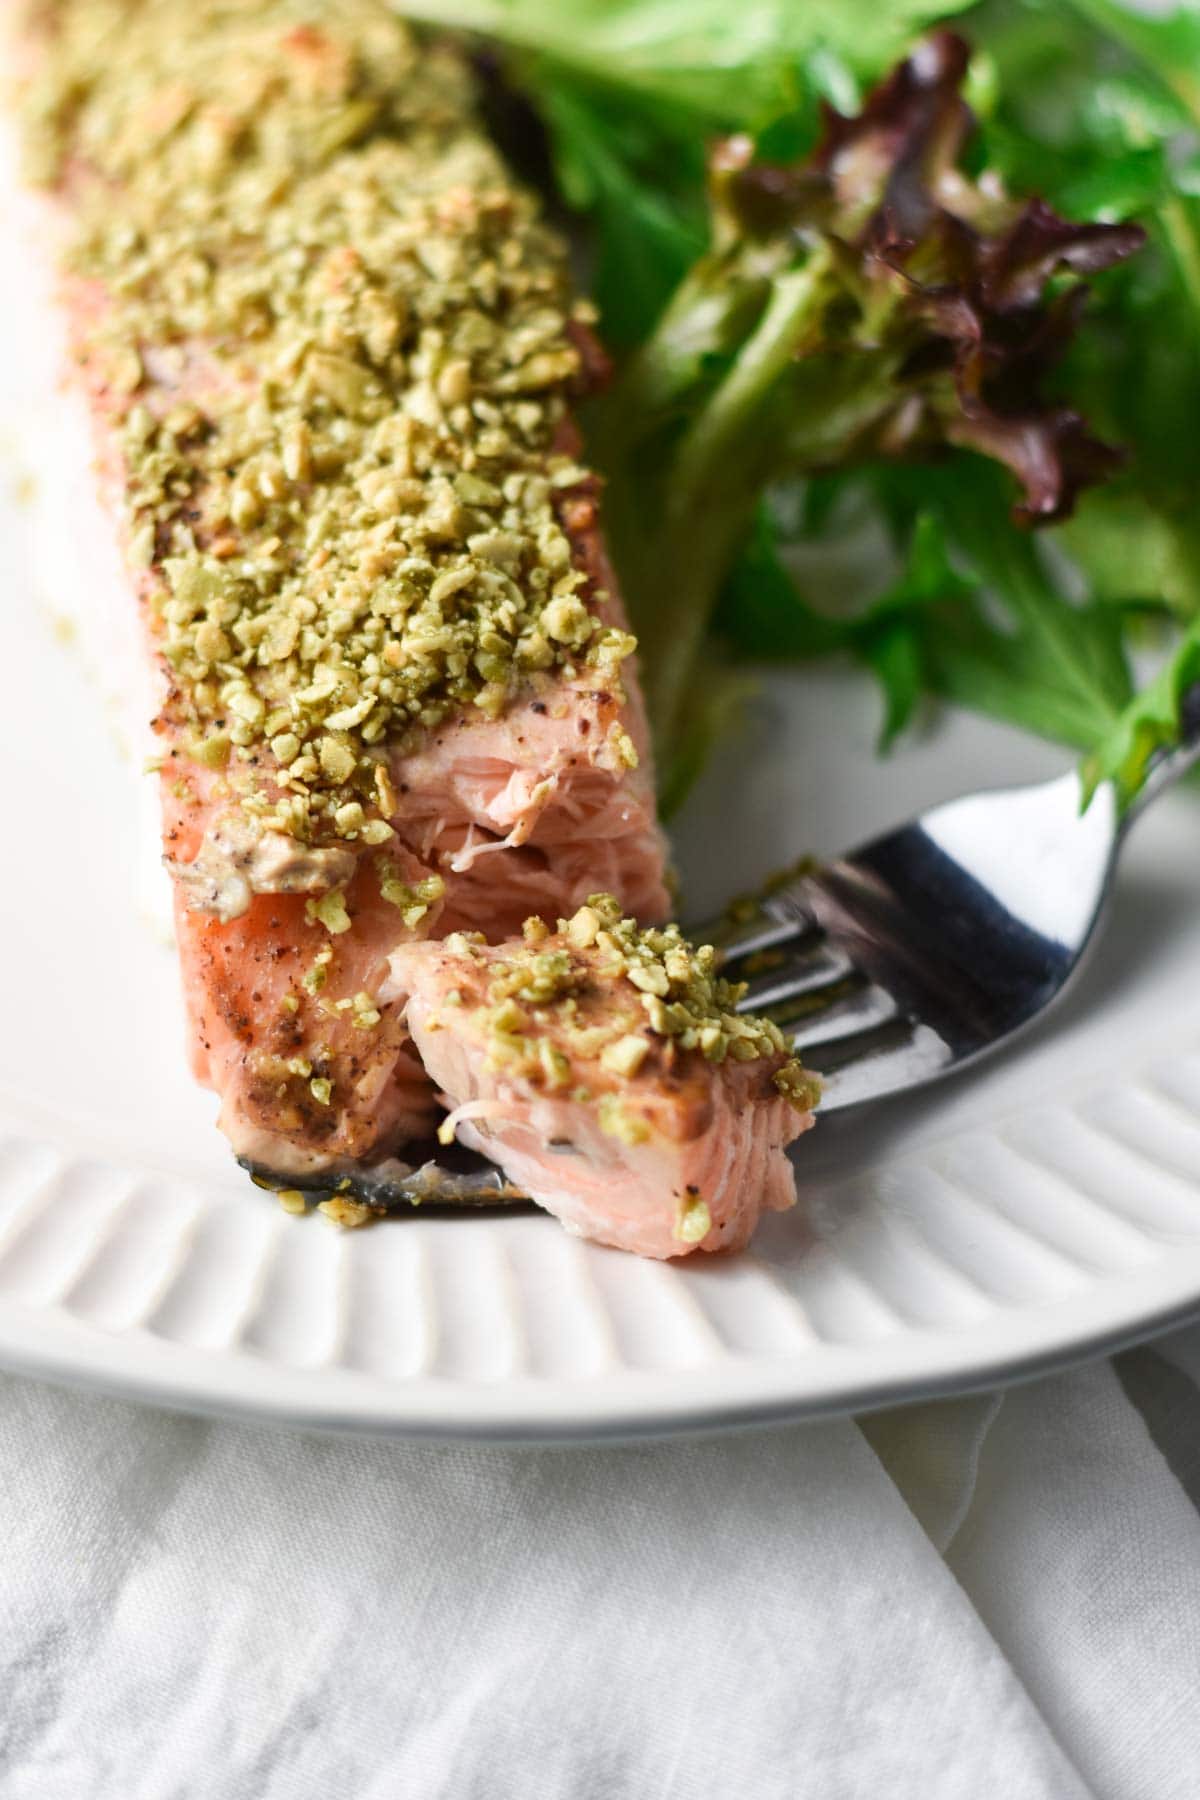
top-left (4, 1327), bottom-right (1200, 1799)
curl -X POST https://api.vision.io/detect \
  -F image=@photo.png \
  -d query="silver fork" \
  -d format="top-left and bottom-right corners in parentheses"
top-left (708, 685), bottom-right (1200, 1111)
top-left (246, 691), bottom-right (1199, 1210)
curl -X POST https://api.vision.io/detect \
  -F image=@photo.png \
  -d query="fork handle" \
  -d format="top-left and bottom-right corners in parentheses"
top-left (1120, 679), bottom-right (1200, 828)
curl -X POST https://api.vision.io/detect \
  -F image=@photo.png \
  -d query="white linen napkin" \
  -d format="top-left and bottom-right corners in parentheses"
top-left (3, 1332), bottom-right (1200, 1799)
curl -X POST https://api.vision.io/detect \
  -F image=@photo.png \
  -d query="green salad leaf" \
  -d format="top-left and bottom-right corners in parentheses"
top-left (905, 466), bottom-right (1134, 749)
top-left (532, 76), bottom-right (707, 345)
top-left (720, 465), bottom-right (1135, 756)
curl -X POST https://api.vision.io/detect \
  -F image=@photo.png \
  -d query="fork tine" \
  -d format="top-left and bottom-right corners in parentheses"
top-left (802, 1018), bottom-right (954, 1111)
top-left (716, 921), bottom-right (825, 979)
top-left (706, 915), bottom-right (813, 966)
top-left (693, 889), bottom-right (818, 964)
top-left (772, 981), bottom-right (900, 1050)
top-left (736, 941), bottom-right (856, 1009)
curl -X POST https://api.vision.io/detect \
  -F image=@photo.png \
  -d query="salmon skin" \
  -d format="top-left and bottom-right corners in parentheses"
top-left (18, 0), bottom-right (670, 1189)
top-left (388, 899), bottom-right (820, 1259)
top-left (238, 1142), bottom-right (531, 1214)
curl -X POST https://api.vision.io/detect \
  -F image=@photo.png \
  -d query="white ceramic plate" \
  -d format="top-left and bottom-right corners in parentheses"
top-left (5, 164), bottom-right (1200, 1443)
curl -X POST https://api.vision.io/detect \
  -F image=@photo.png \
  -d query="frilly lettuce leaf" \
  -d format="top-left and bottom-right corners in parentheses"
top-left (591, 31), bottom-right (1141, 776)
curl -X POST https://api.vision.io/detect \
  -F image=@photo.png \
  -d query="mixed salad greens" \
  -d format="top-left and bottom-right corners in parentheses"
top-left (403, 0), bottom-right (1200, 811)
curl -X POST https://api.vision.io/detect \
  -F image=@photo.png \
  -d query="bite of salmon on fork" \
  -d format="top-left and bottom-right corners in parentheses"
top-left (388, 897), bottom-right (820, 1258)
top-left (11, 0), bottom-right (669, 1186)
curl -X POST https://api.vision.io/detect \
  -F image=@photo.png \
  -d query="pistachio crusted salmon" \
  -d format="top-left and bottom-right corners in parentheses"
top-left (15, 0), bottom-right (669, 1177)
top-left (388, 898), bottom-right (819, 1258)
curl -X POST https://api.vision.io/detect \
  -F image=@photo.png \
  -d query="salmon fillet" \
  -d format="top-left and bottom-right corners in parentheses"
top-left (17, 0), bottom-right (669, 1180)
top-left (387, 898), bottom-right (819, 1258)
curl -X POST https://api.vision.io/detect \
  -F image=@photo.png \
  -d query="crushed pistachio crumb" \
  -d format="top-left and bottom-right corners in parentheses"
top-left (444, 930), bottom-right (486, 956)
top-left (539, 1039), bottom-right (572, 1087)
top-left (565, 904), bottom-right (601, 949)
top-left (600, 1034), bottom-right (650, 1079)
top-left (597, 1094), bottom-right (651, 1145)
top-left (306, 888), bottom-right (351, 935)
top-left (352, 989), bottom-right (382, 1029)
top-left (309, 1076), bottom-right (333, 1106)
top-left (675, 1191), bottom-right (713, 1244)
top-left (317, 1196), bottom-right (374, 1228)
top-left (609, 727), bottom-right (639, 770)
top-left (277, 1188), bottom-right (308, 1216)
top-left (378, 864), bottom-right (444, 926)
top-left (302, 947), bottom-right (333, 994)
top-left (773, 1061), bottom-right (822, 1114)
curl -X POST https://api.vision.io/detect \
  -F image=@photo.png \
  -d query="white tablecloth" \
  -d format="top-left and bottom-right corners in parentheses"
top-left (3, 1331), bottom-right (1200, 1799)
